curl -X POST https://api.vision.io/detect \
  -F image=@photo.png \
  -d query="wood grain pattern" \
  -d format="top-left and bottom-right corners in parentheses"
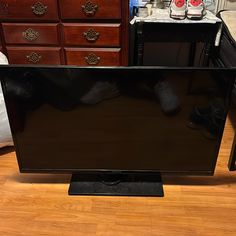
top-left (0, 0), bottom-right (59, 21)
top-left (0, 0), bottom-right (129, 66)
top-left (63, 23), bottom-right (121, 47)
top-left (60, 0), bottom-right (121, 19)
top-left (65, 47), bottom-right (121, 66)
top-left (2, 23), bottom-right (60, 45)
top-left (6, 46), bottom-right (62, 64)
top-left (0, 113), bottom-right (235, 236)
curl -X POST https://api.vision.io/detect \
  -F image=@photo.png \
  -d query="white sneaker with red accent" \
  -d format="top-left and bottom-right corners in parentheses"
top-left (187, 0), bottom-right (206, 20)
top-left (170, 0), bottom-right (187, 20)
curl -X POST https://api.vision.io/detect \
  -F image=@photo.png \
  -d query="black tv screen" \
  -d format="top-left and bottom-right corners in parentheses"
top-left (1, 66), bottom-right (235, 175)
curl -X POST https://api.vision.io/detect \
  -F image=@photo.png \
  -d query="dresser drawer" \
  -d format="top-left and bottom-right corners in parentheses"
top-left (65, 48), bottom-right (121, 66)
top-left (63, 23), bottom-right (120, 47)
top-left (7, 47), bottom-right (62, 64)
top-left (0, 0), bottom-right (59, 21)
top-left (3, 23), bottom-right (60, 45)
top-left (60, 0), bottom-right (121, 19)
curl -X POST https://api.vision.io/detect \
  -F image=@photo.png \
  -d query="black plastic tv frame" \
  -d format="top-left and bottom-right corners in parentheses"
top-left (1, 66), bottom-right (235, 196)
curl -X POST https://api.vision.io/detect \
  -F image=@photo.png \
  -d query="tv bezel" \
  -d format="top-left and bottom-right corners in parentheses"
top-left (1, 65), bottom-right (235, 176)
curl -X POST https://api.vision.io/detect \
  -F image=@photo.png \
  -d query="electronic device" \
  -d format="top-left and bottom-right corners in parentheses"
top-left (0, 66), bottom-right (235, 196)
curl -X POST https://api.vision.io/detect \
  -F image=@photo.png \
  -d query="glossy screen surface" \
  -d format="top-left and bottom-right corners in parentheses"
top-left (1, 67), bottom-right (234, 174)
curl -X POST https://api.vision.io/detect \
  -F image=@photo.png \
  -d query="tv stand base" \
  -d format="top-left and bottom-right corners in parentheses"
top-left (68, 172), bottom-right (164, 196)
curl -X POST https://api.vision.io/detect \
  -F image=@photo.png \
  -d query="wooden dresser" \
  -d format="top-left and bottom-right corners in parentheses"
top-left (0, 0), bottom-right (129, 66)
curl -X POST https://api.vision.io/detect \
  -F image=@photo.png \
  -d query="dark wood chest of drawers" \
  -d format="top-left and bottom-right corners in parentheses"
top-left (0, 0), bottom-right (129, 66)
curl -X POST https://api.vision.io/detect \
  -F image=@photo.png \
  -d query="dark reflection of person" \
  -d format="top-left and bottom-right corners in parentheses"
top-left (186, 71), bottom-right (230, 140)
top-left (89, 73), bottom-right (181, 116)
top-left (4, 69), bottom-right (180, 117)
top-left (3, 71), bottom-right (42, 133)
top-left (37, 69), bottom-right (120, 110)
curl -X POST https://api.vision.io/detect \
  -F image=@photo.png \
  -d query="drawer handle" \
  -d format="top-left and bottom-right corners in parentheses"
top-left (83, 29), bottom-right (99, 42)
top-left (0, 2), bottom-right (9, 15)
top-left (85, 53), bottom-right (100, 65)
top-left (22, 28), bottom-right (40, 41)
top-left (26, 52), bottom-right (42, 63)
top-left (31, 2), bottom-right (48, 16)
top-left (81, 1), bottom-right (98, 17)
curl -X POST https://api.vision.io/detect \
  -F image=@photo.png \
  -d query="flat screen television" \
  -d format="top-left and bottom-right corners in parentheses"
top-left (0, 66), bottom-right (235, 196)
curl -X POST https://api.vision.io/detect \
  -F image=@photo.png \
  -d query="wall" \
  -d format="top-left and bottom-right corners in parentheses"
top-left (216, 0), bottom-right (236, 11)
top-left (224, 0), bottom-right (236, 9)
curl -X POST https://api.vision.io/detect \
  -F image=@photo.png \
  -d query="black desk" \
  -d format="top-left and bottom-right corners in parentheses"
top-left (133, 22), bottom-right (220, 66)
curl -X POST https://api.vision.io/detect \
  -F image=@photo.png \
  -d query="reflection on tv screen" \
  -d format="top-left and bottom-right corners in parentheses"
top-left (1, 67), bottom-right (234, 175)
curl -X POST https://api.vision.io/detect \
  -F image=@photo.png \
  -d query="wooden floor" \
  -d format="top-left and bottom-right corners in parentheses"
top-left (0, 117), bottom-right (235, 236)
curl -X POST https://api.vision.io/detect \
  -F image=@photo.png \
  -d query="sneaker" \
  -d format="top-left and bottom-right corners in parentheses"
top-left (80, 81), bottom-right (120, 105)
top-left (187, 98), bottom-right (226, 139)
top-left (170, 0), bottom-right (187, 20)
top-left (186, 0), bottom-right (206, 20)
top-left (154, 79), bottom-right (180, 115)
top-left (187, 104), bottom-right (212, 130)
